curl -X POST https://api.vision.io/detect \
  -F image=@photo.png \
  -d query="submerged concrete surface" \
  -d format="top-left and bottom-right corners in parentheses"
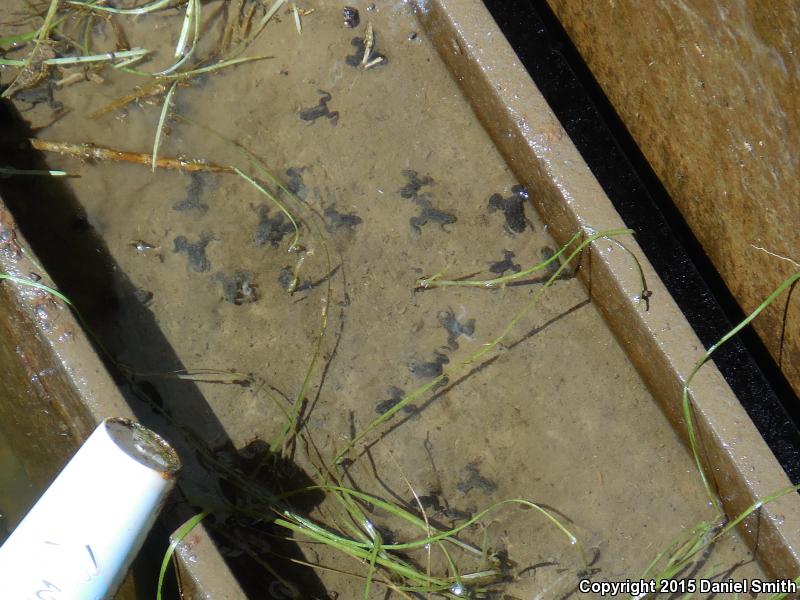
top-left (545, 0), bottom-right (800, 397)
top-left (413, 0), bottom-right (800, 580)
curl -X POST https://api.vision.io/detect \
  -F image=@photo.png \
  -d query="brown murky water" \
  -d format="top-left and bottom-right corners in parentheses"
top-left (1, 0), bottom-right (771, 597)
top-left (0, 428), bottom-right (36, 543)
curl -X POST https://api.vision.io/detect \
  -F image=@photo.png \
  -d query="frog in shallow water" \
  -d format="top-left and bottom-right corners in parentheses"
top-left (409, 351), bottom-right (449, 378)
top-left (13, 81), bottom-right (63, 112)
top-left (398, 170), bottom-right (434, 199)
top-left (173, 172), bottom-right (210, 214)
top-left (173, 232), bottom-right (216, 272)
top-left (345, 35), bottom-right (387, 69)
top-left (437, 308), bottom-right (475, 351)
top-left (215, 270), bottom-right (258, 305)
top-left (253, 204), bottom-right (295, 248)
top-left (299, 90), bottom-right (338, 125)
top-left (278, 266), bottom-right (313, 292)
top-left (457, 463), bottom-right (497, 495)
top-left (489, 249), bottom-right (522, 276)
top-left (409, 194), bottom-right (456, 234)
top-left (488, 184), bottom-right (529, 234)
top-left (324, 204), bottom-right (362, 232)
top-left (284, 167), bottom-right (308, 201)
top-left (540, 246), bottom-right (575, 280)
top-left (375, 386), bottom-right (418, 416)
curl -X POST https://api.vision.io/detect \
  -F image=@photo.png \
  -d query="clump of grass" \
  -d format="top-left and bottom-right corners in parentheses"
top-left (639, 271), bottom-right (800, 598)
top-left (2, 0), bottom-right (275, 183)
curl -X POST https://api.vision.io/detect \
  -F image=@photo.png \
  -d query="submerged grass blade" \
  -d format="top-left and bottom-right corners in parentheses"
top-left (292, 2), bottom-right (301, 34)
top-left (151, 80), bottom-right (178, 172)
top-left (234, 167), bottom-right (300, 250)
top-left (232, 0), bottom-right (285, 54)
top-left (68, 0), bottom-right (174, 15)
top-left (417, 229), bottom-right (583, 289)
top-left (156, 0), bottom-right (201, 75)
top-left (0, 166), bottom-right (68, 177)
top-left (643, 271), bottom-right (800, 594)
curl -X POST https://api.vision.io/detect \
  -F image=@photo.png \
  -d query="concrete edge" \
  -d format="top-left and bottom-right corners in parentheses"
top-left (0, 202), bottom-right (244, 598)
top-left (413, 0), bottom-right (800, 579)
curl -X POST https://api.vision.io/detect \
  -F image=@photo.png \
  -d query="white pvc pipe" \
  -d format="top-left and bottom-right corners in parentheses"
top-left (0, 418), bottom-right (180, 600)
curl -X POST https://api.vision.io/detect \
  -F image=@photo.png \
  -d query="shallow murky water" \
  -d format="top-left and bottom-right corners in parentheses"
top-left (0, 0), bottom-right (771, 597)
top-left (0, 428), bottom-right (37, 544)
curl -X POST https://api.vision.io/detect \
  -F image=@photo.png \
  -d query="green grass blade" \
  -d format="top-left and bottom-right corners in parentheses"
top-left (682, 271), bottom-right (800, 506)
top-left (157, 511), bottom-right (209, 600)
top-left (152, 80), bottom-right (178, 172)
top-left (68, 0), bottom-right (174, 15)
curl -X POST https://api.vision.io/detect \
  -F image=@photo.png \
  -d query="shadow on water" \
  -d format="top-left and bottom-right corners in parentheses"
top-left (0, 98), bottom-right (329, 599)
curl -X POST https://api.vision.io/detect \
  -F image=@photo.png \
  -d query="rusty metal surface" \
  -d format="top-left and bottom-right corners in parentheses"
top-left (545, 0), bottom-right (800, 398)
top-left (0, 200), bottom-right (243, 599)
top-left (413, 0), bottom-right (800, 579)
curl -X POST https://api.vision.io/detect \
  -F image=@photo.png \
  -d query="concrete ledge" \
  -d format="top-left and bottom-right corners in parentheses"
top-left (0, 202), bottom-right (244, 599)
top-left (413, 0), bottom-right (800, 580)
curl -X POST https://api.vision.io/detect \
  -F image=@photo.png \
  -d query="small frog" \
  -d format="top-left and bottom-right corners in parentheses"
top-left (253, 205), bottom-right (295, 248)
top-left (488, 249), bottom-right (522, 276)
top-left (457, 463), bottom-right (497, 495)
top-left (278, 266), bottom-right (312, 292)
top-left (215, 271), bottom-right (258, 305)
top-left (174, 232), bottom-right (216, 272)
top-left (375, 386), bottom-right (418, 416)
top-left (284, 167), bottom-right (308, 201)
top-left (398, 170), bottom-right (434, 199)
top-left (409, 351), bottom-right (449, 378)
top-left (437, 308), bottom-right (475, 351)
top-left (345, 35), bottom-right (387, 69)
top-left (324, 204), bottom-right (362, 232)
top-left (14, 81), bottom-right (63, 112)
top-left (540, 246), bottom-right (575, 280)
top-left (173, 172), bottom-right (209, 214)
top-left (299, 90), bottom-right (338, 125)
top-left (488, 184), bottom-right (529, 234)
top-left (409, 194), bottom-right (456, 234)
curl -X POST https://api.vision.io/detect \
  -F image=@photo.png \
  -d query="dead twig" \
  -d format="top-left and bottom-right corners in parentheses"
top-left (30, 138), bottom-right (234, 173)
